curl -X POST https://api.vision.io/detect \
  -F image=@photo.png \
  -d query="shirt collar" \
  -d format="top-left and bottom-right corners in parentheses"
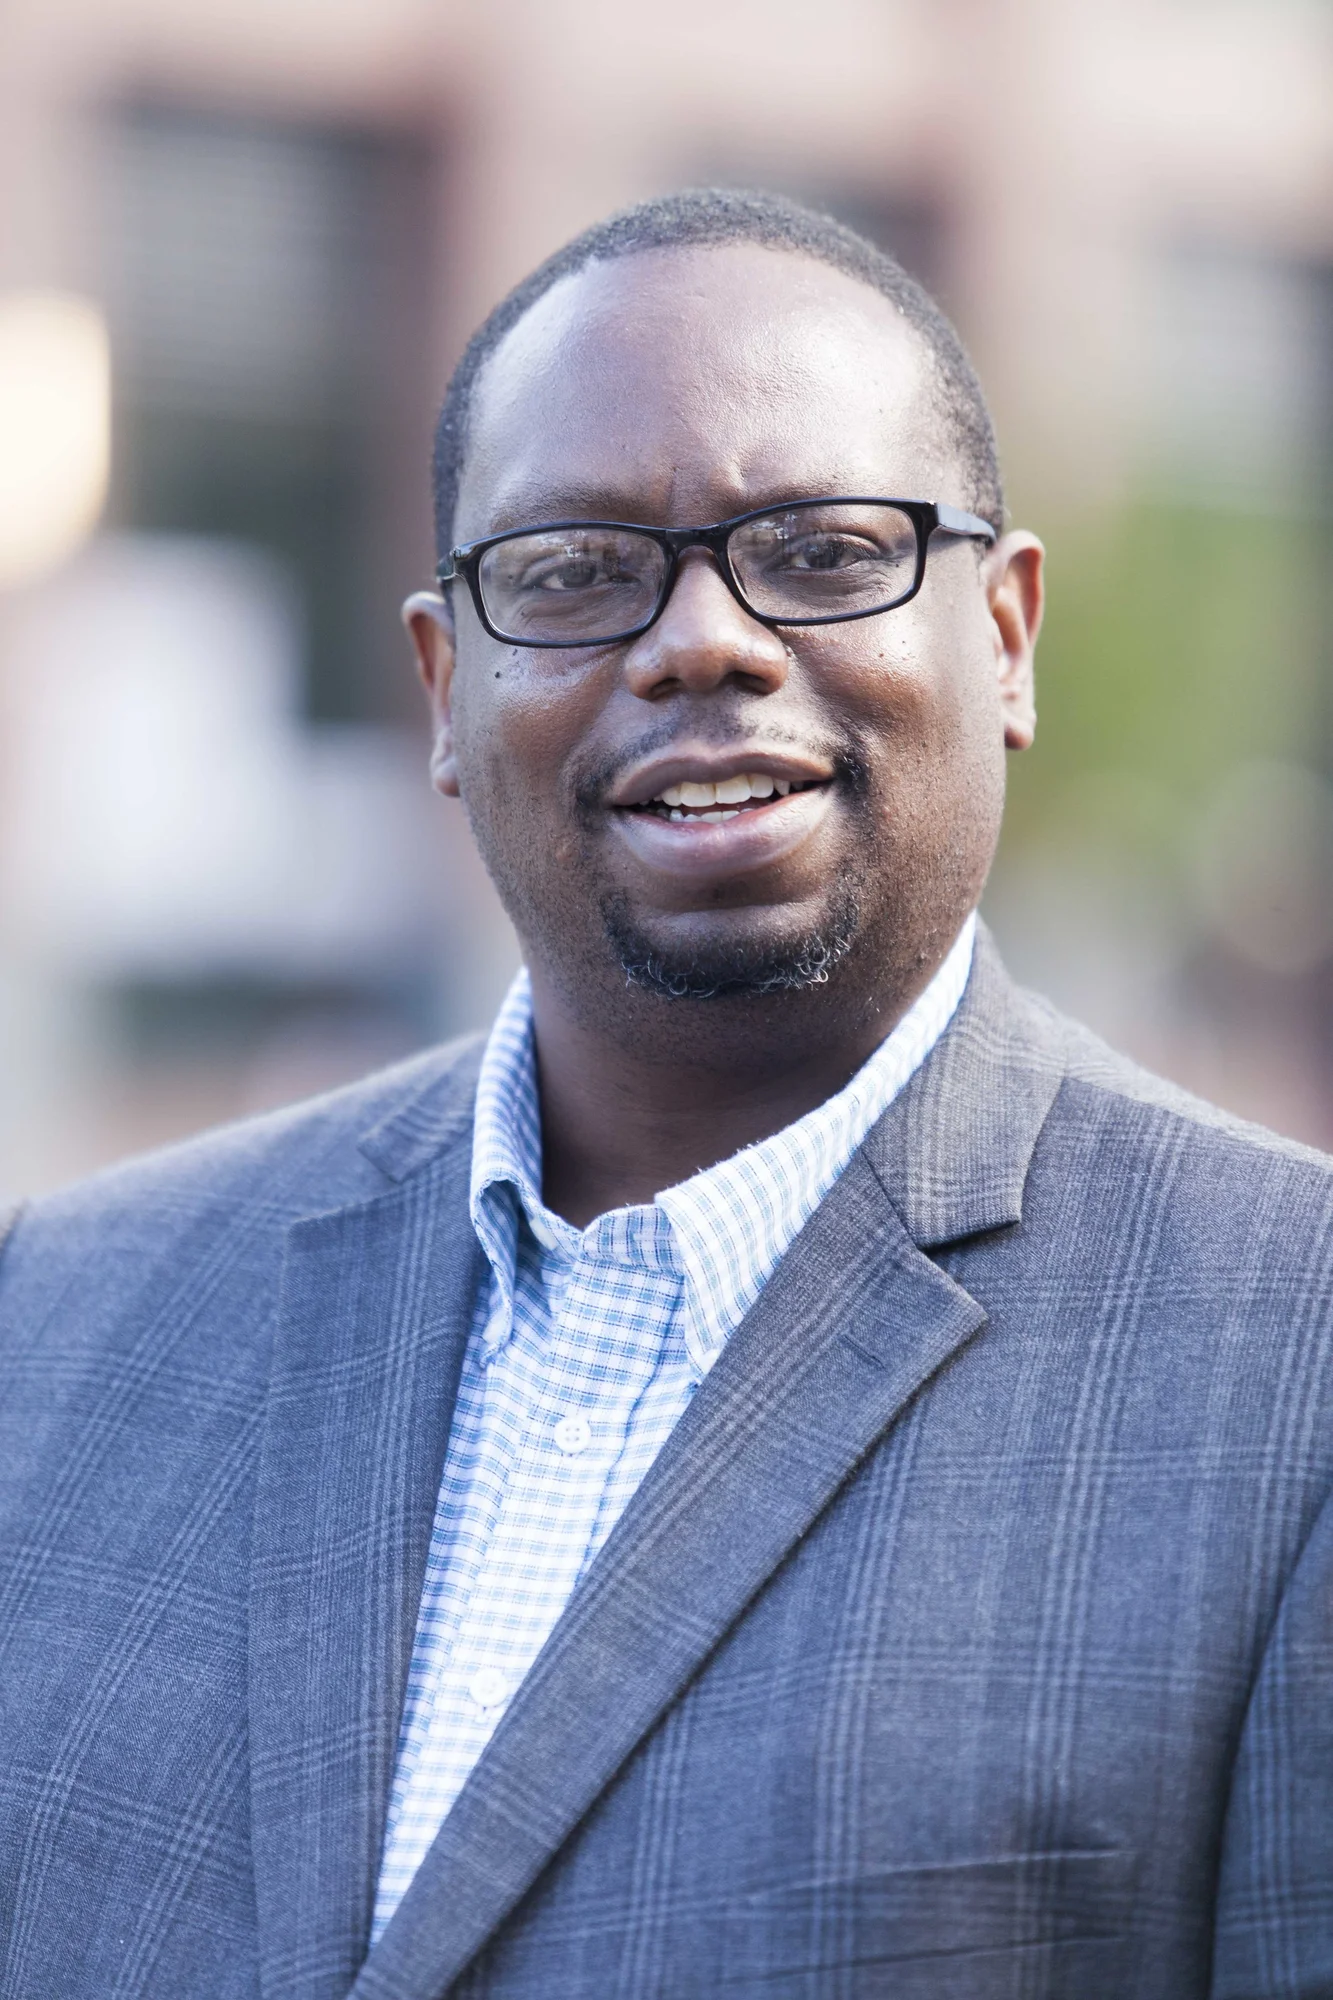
top-left (658, 911), bottom-right (975, 1373)
top-left (470, 914), bottom-right (975, 1373)
top-left (469, 974), bottom-right (682, 1328)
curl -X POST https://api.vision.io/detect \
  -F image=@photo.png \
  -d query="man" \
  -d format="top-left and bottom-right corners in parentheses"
top-left (0, 189), bottom-right (1330, 2000)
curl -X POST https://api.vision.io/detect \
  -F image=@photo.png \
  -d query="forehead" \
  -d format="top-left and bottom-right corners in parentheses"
top-left (458, 242), bottom-right (948, 537)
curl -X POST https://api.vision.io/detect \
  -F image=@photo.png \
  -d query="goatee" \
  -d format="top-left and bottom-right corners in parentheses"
top-left (601, 883), bottom-right (863, 1002)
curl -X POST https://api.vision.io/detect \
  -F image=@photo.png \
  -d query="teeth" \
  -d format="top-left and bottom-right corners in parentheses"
top-left (656, 772), bottom-right (791, 810)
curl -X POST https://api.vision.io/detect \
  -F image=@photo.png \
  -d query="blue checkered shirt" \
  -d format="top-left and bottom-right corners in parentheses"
top-left (372, 913), bottom-right (976, 1934)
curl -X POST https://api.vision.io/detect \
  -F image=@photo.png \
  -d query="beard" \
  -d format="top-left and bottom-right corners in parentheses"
top-left (570, 733), bottom-right (873, 1002)
top-left (601, 879), bottom-right (864, 1001)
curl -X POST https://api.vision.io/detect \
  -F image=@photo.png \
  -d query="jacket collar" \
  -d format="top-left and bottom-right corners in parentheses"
top-left (356, 1034), bottom-right (484, 1183)
top-left (864, 920), bottom-right (1069, 1247)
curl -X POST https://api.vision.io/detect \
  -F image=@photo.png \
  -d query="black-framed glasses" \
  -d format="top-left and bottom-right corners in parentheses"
top-left (436, 496), bottom-right (997, 649)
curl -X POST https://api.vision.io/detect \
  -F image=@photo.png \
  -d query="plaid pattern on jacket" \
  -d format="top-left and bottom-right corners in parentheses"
top-left (0, 924), bottom-right (1331, 1998)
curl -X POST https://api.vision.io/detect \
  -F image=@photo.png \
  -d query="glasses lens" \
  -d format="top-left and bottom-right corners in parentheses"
top-left (729, 503), bottom-right (920, 621)
top-left (477, 527), bottom-right (667, 643)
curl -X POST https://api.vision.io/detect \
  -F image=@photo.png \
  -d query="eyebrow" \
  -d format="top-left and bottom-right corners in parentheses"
top-left (477, 485), bottom-right (657, 536)
top-left (473, 479), bottom-right (890, 539)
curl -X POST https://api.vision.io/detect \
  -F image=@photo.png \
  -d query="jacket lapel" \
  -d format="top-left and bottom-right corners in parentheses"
top-left (867, 922), bottom-right (1068, 1245)
top-left (352, 1151), bottom-right (990, 2000)
top-left (351, 925), bottom-right (1069, 2000)
top-left (249, 1053), bottom-right (485, 2000)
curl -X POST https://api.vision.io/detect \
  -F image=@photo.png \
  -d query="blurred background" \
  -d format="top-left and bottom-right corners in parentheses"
top-left (1, 0), bottom-right (1331, 1196)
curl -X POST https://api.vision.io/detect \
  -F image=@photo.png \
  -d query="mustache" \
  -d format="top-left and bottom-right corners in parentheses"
top-left (573, 725), bottom-right (871, 820)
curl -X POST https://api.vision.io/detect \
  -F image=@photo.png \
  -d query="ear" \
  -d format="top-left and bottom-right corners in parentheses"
top-left (403, 590), bottom-right (459, 797)
top-left (983, 532), bottom-right (1044, 751)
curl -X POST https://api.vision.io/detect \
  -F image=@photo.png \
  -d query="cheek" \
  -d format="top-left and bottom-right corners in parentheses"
top-left (803, 610), bottom-right (987, 766)
top-left (448, 653), bottom-right (593, 865)
top-left (805, 611), bottom-right (1005, 850)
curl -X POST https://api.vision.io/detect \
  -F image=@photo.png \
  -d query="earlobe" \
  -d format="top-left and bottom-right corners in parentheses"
top-left (402, 590), bottom-right (461, 798)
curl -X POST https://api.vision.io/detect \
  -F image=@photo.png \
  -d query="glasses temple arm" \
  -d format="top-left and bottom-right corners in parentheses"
top-left (934, 503), bottom-right (997, 544)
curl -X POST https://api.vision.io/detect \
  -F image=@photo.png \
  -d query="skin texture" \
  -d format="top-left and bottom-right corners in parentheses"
top-left (407, 243), bottom-right (1043, 1225)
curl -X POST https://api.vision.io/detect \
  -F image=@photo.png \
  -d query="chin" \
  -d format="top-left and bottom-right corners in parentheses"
top-left (600, 885), bottom-right (863, 1003)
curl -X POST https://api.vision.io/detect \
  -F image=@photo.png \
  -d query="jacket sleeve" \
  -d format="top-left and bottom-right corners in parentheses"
top-left (1211, 1487), bottom-right (1333, 1998)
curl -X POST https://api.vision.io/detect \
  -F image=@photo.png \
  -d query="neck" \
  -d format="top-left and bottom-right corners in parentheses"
top-left (527, 947), bottom-right (952, 1227)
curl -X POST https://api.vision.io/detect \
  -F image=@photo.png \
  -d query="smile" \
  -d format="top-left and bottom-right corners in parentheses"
top-left (627, 771), bottom-right (813, 824)
top-left (604, 754), bottom-right (837, 887)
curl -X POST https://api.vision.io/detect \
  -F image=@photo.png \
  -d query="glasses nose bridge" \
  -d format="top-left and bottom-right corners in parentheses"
top-left (656, 520), bottom-right (743, 609)
top-left (660, 520), bottom-right (733, 560)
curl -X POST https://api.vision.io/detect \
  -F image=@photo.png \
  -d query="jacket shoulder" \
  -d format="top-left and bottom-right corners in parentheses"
top-left (4, 1030), bottom-right (486, 1253)
top-left (1036, 995), bottom-right (1333, 1182)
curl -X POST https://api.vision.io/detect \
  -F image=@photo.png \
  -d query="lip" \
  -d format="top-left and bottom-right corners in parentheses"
top-left (608, 780), bottom-right (835, 883)
top-left (606, 746), bottom-right (835, 811)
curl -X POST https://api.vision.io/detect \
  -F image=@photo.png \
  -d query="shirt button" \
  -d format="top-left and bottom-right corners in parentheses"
top-left (552, 1412), bottom-right (592, 1456)
top-left (467, 1666), bottom-right (511, 1711)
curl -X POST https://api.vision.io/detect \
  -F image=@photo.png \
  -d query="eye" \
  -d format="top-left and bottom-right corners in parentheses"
top-left (507, 540), bottom-right (639, 595)
top-left (776, 533), bottom-right (879, 573)
top-left (527, 556), bottom-right (605, 592)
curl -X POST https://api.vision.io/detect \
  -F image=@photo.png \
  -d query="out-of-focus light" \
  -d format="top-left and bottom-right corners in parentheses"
top-left (0, 291), bottom-right (110, 591)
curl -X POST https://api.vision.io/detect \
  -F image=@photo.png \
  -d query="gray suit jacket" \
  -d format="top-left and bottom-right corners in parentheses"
top-left (1, 929), bottom-right (1332, 1998)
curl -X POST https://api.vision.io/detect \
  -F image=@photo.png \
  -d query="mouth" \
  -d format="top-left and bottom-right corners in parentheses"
top-left (608, 751), bottom-right (834, 823)
top-left (601, 751), bottom-right (839, 888)
top-left (622, 769), bottom-right (820, 824)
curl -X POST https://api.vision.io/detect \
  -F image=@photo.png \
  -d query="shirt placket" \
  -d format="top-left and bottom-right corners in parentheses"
top-left (440, 1240), bottom-right (680, 1738)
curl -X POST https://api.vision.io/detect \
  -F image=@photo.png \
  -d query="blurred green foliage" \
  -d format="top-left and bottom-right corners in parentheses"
top-left (1002, 503), bottom-right (1325, 849)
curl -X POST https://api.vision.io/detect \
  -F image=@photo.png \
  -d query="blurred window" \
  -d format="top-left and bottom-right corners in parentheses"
top-left (105, 100), bottom-right (437, 722)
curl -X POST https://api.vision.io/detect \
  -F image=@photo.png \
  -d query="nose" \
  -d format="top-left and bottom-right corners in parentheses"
top-left (621, 549), bottom-right (790, 701)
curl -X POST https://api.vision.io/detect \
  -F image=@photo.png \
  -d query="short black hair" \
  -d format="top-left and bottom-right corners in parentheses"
top-left (431, 187), bottom-right (1003, 554)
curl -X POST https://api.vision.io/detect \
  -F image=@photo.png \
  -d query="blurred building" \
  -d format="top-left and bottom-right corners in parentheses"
top-left (0, 0), bottom-right (1331, 1194)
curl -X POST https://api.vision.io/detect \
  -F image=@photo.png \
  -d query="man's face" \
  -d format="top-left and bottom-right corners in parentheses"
top-left (414, 244), bottom-right (1039, 1046)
